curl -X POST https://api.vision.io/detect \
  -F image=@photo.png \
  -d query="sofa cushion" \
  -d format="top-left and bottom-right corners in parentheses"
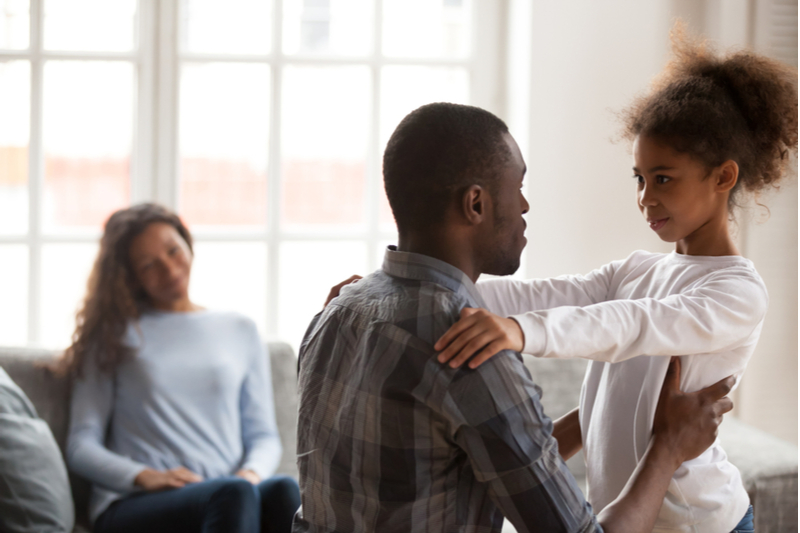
top-left (0, 367), bottom-right (75, 533)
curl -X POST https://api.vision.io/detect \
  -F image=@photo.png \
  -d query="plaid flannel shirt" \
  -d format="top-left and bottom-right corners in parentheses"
top-left (293, 247), bottom-right (602, 533)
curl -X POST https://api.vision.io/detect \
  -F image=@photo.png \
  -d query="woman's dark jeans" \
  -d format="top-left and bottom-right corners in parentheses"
top-left (94, 475), bottom-right (301, 533)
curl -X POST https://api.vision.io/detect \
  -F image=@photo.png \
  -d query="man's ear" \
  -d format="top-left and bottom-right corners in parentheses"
top-left (461, 185), bottom-right (487, 225)
top-left (715, 160), bottom-right (739, 193)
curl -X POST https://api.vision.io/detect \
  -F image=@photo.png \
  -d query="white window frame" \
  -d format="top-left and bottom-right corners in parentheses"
top-left (3, 0), bottom-right (508, 347)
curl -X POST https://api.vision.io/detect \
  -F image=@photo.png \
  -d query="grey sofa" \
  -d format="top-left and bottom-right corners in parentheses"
top-left (1, 345), bottom-right (797, 532)
top-left (0, 343), bottom-right (299, 532)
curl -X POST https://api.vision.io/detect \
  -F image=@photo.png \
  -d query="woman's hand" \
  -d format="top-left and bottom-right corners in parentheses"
top-left (434, 308), bottom-right (525, 369)
top-left (324, 275), bottom-right (363, 308)
top-left (133, 467), bottom-right (202, 492)
top-left (235, 469), bottom-right (261, 485)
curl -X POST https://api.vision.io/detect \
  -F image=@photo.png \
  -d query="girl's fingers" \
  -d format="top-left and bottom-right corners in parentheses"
top-left (449, 331), bottom-right (495, 368)
top-left (468, 340), bottom-right (507, 369)
top-left (434, 308), bottom-right (481, 351)
top-left (438, 322), bottom-right (487, 363)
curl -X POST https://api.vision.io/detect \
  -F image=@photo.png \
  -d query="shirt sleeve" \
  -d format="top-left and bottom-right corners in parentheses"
top-left (441, 351), bottom-right (603, 533)
top-left (239, 324), bottom-right (282, 479)
top-left (477, 261), bottom-right (618, 317)
top-left (66, 360), bottom-right (148, 493)
top-left (512, 268), bottom-right (769, 361)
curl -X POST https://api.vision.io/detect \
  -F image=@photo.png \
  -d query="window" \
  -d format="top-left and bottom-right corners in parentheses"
top-left (0, 0), bottom-right (505, 352)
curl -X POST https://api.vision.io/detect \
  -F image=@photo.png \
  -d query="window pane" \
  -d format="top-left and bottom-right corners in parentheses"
top-left (281, 66), bottom-right (370, 230)
top-left (40, 243), bottom-right (98, 348)
top-left (278, 241), bottom-right (366, 353)
top-left (282, 0), bottom-right (372, 56)
top-left (189, 241), bottom-right (267, 333)
top-left (43, 0), bottom-right (136, 52)
top-left (0, 0), bottom-right (29, 49)
top-left (181, 0), bottom-right (271, 55)
top-left (178, 63), bottom-right (270, 229)
top-left (379, 65), bottom-right (468, 230)
top-left (0, 245), bottom-right (28, 345)
top-left (382, 0), bottom-right (471, 59)
top-left (0, 61), bottom-right (29, 235)
top-left (42, 61), bottom-right (133, 232)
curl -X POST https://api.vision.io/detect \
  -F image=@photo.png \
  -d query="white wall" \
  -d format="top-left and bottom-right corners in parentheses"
top-left (523, 0), bottom-right (674, 281)
top-left (512, 0), bottom-right (798, 443)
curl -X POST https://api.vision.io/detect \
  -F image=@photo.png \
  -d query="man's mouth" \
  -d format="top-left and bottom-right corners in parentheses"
top-left (647, 218), bottom-right (669, 231)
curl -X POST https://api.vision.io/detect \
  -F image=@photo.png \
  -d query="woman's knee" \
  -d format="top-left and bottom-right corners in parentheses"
top-left (260, 475), bottom-right (300, 502)
top-left (208, 477), bottom-right (259, 513)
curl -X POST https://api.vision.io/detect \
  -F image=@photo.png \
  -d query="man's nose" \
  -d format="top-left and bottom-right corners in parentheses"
top-left (521, 192), bottom-right (530, 214)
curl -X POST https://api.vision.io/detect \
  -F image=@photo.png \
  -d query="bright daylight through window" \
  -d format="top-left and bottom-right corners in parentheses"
top-left (0, 0), bottom-right (498, 353)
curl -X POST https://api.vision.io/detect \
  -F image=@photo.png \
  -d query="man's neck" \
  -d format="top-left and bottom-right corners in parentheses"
top-left (397, 231), bottom-right (480, 283)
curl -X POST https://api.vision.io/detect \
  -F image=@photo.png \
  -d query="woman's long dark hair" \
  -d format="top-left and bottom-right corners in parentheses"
top-left (60, 203), bottom-right (193, 377)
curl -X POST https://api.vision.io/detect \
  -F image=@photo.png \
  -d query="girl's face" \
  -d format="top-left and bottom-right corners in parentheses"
top-left (128, 222), bottom-right (193, 310)
top-left (632, 134), bottom-right (737, 255)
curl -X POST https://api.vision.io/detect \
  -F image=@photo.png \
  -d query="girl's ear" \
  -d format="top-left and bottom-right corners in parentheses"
top-left (715, 160), bottom-right (739, 193)
top-left (461, 184), bottom-right (487, 225)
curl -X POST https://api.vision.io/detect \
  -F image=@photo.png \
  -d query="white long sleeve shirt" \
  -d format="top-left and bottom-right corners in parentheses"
top-left (67, 310), bottom-right (282, 523)
top-left (477, 250), bottom-right (768, 533)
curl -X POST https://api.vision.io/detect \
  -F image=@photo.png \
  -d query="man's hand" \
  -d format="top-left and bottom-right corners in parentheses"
top-left (434, 308), bottom-right (524, 368)
top-left (324, 275), bottom-right (362, 308)
top-left (596, 358), bottom-right (734, 532)
top-left (133, 467), bottom-right (202, 492)
top-left (653, 357), bottom-right (734, 469)
top-left (235, 469), bottom-right (261, 485)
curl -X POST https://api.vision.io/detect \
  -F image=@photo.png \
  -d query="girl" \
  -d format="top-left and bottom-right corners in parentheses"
top-left (435, 32), bottom-right (797, 532)
top-left (62, 203), bottom-right (300, 533)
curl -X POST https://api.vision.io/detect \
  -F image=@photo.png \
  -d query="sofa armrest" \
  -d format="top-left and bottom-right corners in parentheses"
top-left (267, 341), bottom-right (299, 479)
top-left (719, 416), bottom-right (798, 531)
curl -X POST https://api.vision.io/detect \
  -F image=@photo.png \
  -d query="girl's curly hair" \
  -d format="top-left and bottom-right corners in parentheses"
top-left (59, 203), bottom-right (193, 377)
top-left (621, 24), bottom-right (798, 209)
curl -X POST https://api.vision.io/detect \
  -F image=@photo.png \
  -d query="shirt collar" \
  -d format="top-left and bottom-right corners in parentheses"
top-left (382, 245), bottom-right (487, 308)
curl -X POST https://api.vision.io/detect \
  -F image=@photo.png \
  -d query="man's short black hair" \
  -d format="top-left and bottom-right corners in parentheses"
top-left (383, 102), bottom-right (511, 233)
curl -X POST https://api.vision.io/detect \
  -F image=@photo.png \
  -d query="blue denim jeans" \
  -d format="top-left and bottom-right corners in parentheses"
top-left (731, 504), bottom-right (755, 533)
top-left (94, 475), bottom-right (301, 533)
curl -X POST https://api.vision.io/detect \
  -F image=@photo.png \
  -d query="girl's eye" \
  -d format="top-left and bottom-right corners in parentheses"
top-left (168, 246), bottom-right (178, 255)
top-left (656, 175), bottom-right (671, 184)
top-left (633, 174), bottom-right (644, 185)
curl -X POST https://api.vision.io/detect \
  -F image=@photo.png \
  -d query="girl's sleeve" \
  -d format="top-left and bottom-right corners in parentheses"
top-left (512, 268), bottom-right (768, 361)
top-left (66, 361), bottom-right (148, 493)
top-left (477, 260), bottom-right (619, 317)
top-left (239, 323), bottom-right (282, 480)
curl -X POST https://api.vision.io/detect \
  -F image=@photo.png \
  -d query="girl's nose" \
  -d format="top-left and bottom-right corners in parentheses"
top-left (639, 185), bottom-right (657, 207)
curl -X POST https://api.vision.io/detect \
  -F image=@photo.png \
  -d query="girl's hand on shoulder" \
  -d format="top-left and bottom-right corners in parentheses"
top-left (434, 308), bottom-right (525, 369)
top-left (324, 275), bottom-right (363, 308)
top-left (235, 469), bottom-right (261, 485)
top-left (134, 466), bottom-right (202, 492)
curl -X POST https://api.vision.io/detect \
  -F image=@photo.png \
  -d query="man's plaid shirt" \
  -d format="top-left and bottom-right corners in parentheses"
top-left (293, 247), bottom-right (601, 533)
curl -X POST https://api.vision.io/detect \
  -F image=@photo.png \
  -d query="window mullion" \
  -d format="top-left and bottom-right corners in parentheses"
top-left (27, 0), bottom-right (43, 345)
top-left (365, 0), bottom-right (384, 272)
top-left (155, 0), bottom-right (178, 209)
top-left (131, 0), bottom-right (157, 203)
top-left (266, 0), bottom-right (285, 339)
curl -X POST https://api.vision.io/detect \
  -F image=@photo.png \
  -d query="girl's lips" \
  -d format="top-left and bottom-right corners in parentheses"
top-left (648, 218), bottom-right (669, 231)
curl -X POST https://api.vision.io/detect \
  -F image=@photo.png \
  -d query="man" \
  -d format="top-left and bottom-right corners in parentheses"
top-left (293, 103), bottom-right (733, 532)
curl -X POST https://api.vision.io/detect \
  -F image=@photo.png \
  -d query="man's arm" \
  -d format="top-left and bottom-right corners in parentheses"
top-left (597, 357), bottom-right (733, 531)
top-left (445, 354), bottom-right (731, 533)
top-left (552, 407), bottom-right (582, 461)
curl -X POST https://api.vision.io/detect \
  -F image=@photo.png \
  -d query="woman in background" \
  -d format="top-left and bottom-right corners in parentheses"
top-left (62, 203), bottom-right (300, 533)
